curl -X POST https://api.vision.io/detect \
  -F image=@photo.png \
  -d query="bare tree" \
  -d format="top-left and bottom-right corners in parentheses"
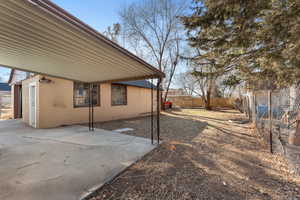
top-left (103, 23), bottom-right (121, 43)
top-left (119, 0), bottom-right (187, 101)
top-left (163, 33), bottom-right (181, 102)
top-left (176, 72), bottom-right (199, 96)
top-left (176, 62), bottom-right (221, 110)
top-left (192, 62), bottom-right (226, 110)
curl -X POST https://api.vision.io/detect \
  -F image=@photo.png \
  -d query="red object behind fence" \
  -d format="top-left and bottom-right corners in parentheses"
top-left (164, 101), bottom-right (172, 109)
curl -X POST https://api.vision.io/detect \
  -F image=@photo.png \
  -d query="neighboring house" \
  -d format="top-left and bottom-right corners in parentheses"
top-left (9, 71), bottom-right (159, 128)
top-left (0, 83), bottom-right (11, 96)
top-left (164, 89), bottom-right (187, 97)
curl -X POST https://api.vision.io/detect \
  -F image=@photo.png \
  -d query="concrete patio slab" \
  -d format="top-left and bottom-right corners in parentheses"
top-left (0, 120), bottom-right (155, 200)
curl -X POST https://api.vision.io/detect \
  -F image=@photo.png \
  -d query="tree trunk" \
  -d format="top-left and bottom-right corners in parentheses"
top-left (163, 82), bottom-right (171, 103)
top-left (204, 90), bottom-right (212, 110)
top-left (203, 79), bottom-right (213, 110)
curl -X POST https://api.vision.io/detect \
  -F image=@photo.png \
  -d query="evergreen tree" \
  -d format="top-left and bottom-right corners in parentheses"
top-left (181, 0), bottom-right (300, 88)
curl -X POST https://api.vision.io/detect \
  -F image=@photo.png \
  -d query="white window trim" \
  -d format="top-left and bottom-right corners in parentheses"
top-left (29, 82), bottom-right (37, 128)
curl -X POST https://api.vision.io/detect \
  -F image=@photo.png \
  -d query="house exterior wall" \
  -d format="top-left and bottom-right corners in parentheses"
top-left (22, 75), bottom-right (158, 128)
top-left (164, 89), bottom-right (187, 97)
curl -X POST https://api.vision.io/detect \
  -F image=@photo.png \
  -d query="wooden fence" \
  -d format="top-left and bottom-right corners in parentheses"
top-left (167, 96), bottom-right (235, 108)
top-left (0, 94), bottom-right (11, 105)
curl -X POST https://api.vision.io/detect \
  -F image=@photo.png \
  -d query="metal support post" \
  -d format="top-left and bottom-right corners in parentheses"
top-left (156, 78), bottom-right (161, 144)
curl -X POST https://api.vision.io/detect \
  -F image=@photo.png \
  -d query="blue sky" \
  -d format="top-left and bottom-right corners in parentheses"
top-left (0, 0), bottom-right (135, 82)
top-left (51, 0), bottom-right (136, 32)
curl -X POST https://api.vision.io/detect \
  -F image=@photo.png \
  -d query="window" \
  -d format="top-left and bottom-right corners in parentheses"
top-left (73, 82), bottom-right (100, 108)
top-left (111, 84), bottom-right (127, 106)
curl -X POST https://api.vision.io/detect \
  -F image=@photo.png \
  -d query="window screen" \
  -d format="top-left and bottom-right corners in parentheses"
top-left (74, 82), bottom-right (100, 107)
top-left (111, 84), bottom-right (127, 106)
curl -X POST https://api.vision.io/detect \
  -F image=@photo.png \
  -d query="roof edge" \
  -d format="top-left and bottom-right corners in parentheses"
top-left (7, 69), bottom-right (15, 84)
top-left (2, 65), bottom-right (161, 84)
top-left (30, 0), bottom-right (165, 78)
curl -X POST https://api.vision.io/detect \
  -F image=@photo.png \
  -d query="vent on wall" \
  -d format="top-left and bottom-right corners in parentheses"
top-left (39, 77), bottom-right (53, 84)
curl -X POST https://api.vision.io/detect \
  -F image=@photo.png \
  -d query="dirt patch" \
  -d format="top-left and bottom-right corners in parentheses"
top-left (93, 112), bottom-right (206, 142)
top-left (87, 109), bottom-right (300, 200)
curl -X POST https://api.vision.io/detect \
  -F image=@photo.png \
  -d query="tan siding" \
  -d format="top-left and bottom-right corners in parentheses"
top-left (22, 76), bottom-right (158, 128)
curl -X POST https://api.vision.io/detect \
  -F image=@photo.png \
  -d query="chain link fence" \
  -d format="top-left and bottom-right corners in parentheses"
top-left (248, 86), bottom-right (300, 175)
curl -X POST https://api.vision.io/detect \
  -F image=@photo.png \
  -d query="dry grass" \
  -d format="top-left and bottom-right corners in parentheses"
top-left (88, 108), bottom-right (300, 200)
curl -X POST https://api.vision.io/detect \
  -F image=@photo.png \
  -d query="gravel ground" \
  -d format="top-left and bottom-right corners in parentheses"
top-left (87, 109), bottom-right (300, 200)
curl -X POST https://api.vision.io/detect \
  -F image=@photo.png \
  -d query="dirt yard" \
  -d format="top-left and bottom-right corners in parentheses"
top-left (88, 109), bottom-right (300, 200)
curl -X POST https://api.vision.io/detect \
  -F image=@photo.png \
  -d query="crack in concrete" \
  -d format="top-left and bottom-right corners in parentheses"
top-left (40, 175), bottom-right (63, 183)
top-left (22, 136), bottom-right (91, 147)
top-left (17, 161), bottom-right (40, 170)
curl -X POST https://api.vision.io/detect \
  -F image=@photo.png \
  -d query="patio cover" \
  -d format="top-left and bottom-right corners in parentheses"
top-left (0, 0), bottom-right (164, 83)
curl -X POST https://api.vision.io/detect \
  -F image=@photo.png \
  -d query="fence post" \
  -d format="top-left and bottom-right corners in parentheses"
top-left (247, 97), bottom-right (251, 121)
top-left (252, 92), bottom-right (256, 125)
top-left (268, 90), bottom-right (273, 154)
